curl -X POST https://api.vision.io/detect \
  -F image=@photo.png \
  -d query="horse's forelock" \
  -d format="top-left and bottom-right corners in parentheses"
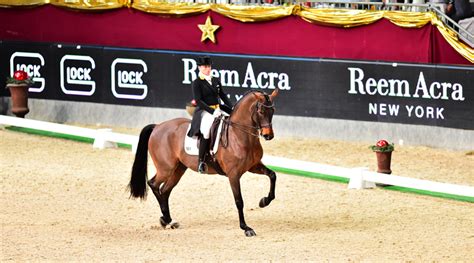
top-left (263, 93), bottom-right (271, 104)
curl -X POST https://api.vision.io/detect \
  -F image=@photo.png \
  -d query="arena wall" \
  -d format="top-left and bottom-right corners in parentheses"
top-left (1, 42), bottom-right (472, 150)
top-left (1, 98), bottom-right (473, 150)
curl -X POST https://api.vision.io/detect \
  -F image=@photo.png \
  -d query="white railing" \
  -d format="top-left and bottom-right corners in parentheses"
top-left (261, 156), bottom-right (474, 197)
top-left (2, 115), bottom-right (473, 200)
top-left (0, 115), bottom-right (138, 153)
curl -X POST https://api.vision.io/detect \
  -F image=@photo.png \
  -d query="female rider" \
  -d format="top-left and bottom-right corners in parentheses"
top-left (187, 56), bottom-right (233, 173)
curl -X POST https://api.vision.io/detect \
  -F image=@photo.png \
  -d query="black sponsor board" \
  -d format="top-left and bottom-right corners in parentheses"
top-left (1, 41), bottom-right (473, 129)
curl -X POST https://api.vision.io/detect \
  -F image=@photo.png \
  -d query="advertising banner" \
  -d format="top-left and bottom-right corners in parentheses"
top-left (1, 41), bottom-right (473, 129)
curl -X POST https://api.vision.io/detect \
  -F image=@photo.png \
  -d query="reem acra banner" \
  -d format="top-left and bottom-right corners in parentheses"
top-left (1, 41), bottom-right (473, 130)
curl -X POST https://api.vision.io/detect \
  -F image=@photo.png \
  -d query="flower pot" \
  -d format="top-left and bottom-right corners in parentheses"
top-left (375, 151), bottom-right (392, 174)
top-left (6, 83), bottom-right (29, 118)
top-left (186, 104), bottom-right (196, 117)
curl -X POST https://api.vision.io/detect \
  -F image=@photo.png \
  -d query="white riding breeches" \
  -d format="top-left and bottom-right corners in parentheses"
top-left (200, 111), bottom-right (214, 139)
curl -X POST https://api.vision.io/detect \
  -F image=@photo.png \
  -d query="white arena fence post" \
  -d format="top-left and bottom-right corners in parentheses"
top-left (348, 167), bottom-right (376, 189)
top-left (93, 128), bottom-right (118, 150)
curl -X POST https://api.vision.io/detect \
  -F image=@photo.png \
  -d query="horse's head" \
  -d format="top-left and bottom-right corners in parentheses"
top-left (253, 89), bottom-right (279, 140)
top-left (230, 89), bottom-right (279, 140)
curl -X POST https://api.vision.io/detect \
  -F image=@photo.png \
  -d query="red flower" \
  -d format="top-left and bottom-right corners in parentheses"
top-left (376, 140), bottom-right (388, 147)
top-left (13, 70), bottom-right (29, 81)
top-left (191, 99), bottom-right (197, 106)
top-left (370, 140), bottom-right (394, 152)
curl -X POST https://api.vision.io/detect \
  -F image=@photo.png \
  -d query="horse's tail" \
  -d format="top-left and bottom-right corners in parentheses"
top-left (128, 124), bottom-right (156, 200)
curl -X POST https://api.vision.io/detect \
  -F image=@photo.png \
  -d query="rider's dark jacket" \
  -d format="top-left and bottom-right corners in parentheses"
top-left (187, 76), bottom-right (233, 137)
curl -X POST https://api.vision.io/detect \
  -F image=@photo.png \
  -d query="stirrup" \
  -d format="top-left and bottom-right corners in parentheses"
top-left (198, 161), bottom-right (208, 174)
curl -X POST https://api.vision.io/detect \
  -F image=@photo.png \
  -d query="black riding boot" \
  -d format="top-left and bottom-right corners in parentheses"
top-left (198, 138), bottom-right (210, 174)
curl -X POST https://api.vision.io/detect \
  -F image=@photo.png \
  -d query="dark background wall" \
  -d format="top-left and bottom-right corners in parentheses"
top-left (1, 41), bottom-right (473, 130)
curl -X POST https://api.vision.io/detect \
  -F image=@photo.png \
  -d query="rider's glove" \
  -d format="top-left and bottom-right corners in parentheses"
top-left (212, 109), bottom-right (222, 118)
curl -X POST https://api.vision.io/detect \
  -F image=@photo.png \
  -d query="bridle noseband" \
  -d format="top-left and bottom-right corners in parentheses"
top-left (253, 97), bottom-right (275, 130)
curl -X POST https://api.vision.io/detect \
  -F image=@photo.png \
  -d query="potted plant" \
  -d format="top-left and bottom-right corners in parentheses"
top-left (186, 99), bottom-right (197, 117)
top-left (6, 70), bottom-right (34, 118)
top-left (369, 139), bottom-right (394, 174)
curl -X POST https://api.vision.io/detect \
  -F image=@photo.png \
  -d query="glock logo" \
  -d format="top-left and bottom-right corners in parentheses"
top-left (111, 58), bottom-right (148, 100)
top-left (60, 55), bottom-right (96, 96)
top-left (10, 52), bottom-right (46, 93)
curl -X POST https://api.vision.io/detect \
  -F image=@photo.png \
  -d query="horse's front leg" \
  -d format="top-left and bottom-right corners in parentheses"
top-left (228, 175), bottom-right (256, 237)
top-left (249, 162), bottom-right (276, 208)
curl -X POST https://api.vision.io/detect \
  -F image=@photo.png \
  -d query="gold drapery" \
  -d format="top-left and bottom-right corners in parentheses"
top-left (132, 1), bottom-right (209, 16)
top-left (297, 7), bottom-right (433, 28)
top-left (298, 8), bottom-right (385, 28)
top-left (383, 10), bottom-right (432, 28)
top-left (0, 2), bottom-right (472, 63)
top-left (50, 0), bottom-right (129, 10)
top-left (431, 15), bottom-right (474, 63)
top-left (131, 2), bottom-right (295, 21)
top-left (210, 4), bottom-right (296, 22)
top-left (0, 0), bottom-right (129, 9)
top-left (0, 0), bottom-right (47, 7)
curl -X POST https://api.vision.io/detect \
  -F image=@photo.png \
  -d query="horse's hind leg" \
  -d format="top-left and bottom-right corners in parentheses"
top-left (147, 163), bottom-right (187, 229)
top-left (249, 162), bottom-right (276, 208)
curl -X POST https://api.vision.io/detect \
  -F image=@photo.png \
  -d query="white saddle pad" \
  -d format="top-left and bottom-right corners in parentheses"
top-left (184, 119), bottom-right (225, 156)
top-left (184, 127), bottom-right (199, 155)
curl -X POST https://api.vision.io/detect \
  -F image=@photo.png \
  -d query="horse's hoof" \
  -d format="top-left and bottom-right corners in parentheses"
top-left (170, 222), bottom-right (180, 229)
top-left (159, 217), bottom-right (168, 228)
top-left (259, 197), bottom-right (269, 208)
top-left (244, 229), bottom-right (256, 237)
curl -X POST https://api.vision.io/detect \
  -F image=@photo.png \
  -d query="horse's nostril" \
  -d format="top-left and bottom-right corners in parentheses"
top-left (263, 134), bottom-right (274, 140)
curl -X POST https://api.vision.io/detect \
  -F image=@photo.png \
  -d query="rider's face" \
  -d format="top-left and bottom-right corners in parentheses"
top-left (198, 65), bottom-right (212, 76)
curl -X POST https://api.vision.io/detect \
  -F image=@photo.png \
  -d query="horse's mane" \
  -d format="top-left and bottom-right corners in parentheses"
top-left (231, 90), bottom-right (269, 115)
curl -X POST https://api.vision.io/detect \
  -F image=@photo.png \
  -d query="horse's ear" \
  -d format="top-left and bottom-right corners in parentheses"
top-left (270, 88), bottom-right (279, 100)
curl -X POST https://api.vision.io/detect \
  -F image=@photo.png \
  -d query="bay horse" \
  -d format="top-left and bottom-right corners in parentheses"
top-left (128, 89), bottom-right (279, 237)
